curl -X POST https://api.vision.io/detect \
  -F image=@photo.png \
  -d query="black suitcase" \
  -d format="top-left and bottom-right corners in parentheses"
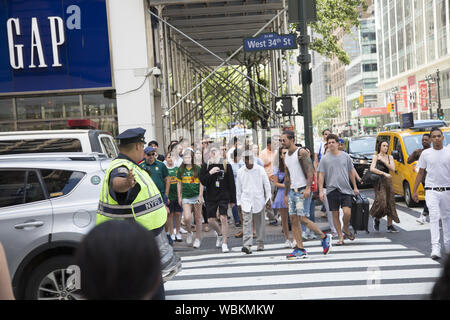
top-left (351, 194), bottom-right (370, 234)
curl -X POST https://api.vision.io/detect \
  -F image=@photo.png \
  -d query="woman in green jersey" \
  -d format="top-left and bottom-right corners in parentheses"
top-left (177, 149), bottom-right (204, 248)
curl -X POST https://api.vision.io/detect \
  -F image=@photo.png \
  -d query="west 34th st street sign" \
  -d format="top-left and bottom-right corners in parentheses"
top-left (243, 32), bottom-right (297, 52)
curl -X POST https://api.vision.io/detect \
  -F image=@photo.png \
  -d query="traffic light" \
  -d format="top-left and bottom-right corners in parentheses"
top-left (387, 102), bottom-right (394, 113)
top-left (438, 108), bottom-right (444, 120)
top-left (357, 118), bottom-right (361, 133)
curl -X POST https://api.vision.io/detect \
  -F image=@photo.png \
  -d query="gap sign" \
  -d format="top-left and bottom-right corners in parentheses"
top-left (244, 33), bottom-right (297, 52)
top-left (0, 0), bottom-right (112, 94)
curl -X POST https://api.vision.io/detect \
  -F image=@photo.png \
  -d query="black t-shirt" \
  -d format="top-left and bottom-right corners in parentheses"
top-left (199, 161), bottom-right (236, 204)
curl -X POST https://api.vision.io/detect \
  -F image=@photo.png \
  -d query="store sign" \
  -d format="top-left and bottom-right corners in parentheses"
top-left (0, 0), bottom-right (112, 94)
top-left (358, 107), bottom-right (388, 117)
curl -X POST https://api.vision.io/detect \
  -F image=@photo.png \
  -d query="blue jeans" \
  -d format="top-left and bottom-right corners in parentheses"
top-left (232, 204), bottom-right (240, 224)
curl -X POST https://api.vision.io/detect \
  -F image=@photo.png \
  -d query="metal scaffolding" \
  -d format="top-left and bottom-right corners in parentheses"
top-left (148, 0), bottom-right (294, 145)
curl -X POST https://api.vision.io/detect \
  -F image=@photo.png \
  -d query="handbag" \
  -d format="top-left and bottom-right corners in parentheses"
top-left (362, 169), bottom-right (381, 184)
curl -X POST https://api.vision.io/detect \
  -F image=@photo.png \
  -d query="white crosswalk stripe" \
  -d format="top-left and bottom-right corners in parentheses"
top-left (165, 238), bottom-right (442, 300)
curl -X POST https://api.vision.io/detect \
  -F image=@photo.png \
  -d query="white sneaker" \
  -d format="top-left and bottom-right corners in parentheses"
top-left (180, 227), bottom-right (188, 234)
top-left (193, 238), bottom-right (201, 249)
top-left (284, 239), bottom-right (292, 248)
top-left (291, 239), bottom-right (297, 248)
top-left (222, 243), bottom-right (229, 253)
top-left (214, 231), bottom-right (223, 248)
top-left (186, 232), bottom-right (193, 245)
top-left (175, 233), bottom-right (182, 242)
top-left (416, 213), bottom-right (427, 225)
top-left (170, 234), bottom-right (176, 241)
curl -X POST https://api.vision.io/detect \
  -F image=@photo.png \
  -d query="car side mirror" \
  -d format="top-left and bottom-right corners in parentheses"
top-left (391, 150), bottom-right (400, 161)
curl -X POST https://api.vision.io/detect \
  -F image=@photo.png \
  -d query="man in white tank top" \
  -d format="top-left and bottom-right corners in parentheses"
top-left (281, 131), bottom-right (332, 259)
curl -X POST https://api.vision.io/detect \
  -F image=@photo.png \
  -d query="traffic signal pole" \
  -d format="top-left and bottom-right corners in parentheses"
top-left (296, 0), bottom-right (314, 153)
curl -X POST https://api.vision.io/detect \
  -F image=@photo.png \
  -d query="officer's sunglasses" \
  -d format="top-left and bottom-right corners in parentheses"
top-left (147, 152), bottom-right (156, 156)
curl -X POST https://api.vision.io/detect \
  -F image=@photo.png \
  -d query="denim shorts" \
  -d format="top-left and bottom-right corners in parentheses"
top-left (182, 196), bottom-right (200, 205)
top-left (288, 189), bottom-right (313, 217)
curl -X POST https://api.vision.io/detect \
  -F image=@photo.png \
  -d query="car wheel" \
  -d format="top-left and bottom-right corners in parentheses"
top-left (403, 181), bottom-right (416, 208)
top-left (24, 255), bottom-right (83, 300)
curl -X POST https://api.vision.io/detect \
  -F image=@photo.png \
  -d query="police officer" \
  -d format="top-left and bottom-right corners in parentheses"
top-left (97, 127), bottom-right (168, 299)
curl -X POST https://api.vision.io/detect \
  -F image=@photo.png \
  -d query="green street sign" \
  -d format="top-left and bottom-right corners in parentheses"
top-left (363, 117), bottom-right (377, 127)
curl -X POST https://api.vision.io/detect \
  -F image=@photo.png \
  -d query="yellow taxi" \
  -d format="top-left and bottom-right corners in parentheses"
top-left (376, 126), bottom-right (450, 207)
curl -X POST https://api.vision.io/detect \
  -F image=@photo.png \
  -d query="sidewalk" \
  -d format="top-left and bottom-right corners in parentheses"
top-left (172, 206), bottom-right (331, 255)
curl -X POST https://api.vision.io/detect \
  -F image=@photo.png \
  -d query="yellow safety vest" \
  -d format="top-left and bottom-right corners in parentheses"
top-left (97, 159), bottom-right (167, 230)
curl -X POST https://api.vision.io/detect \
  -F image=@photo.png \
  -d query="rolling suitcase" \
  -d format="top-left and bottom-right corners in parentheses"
top-left (350, 194), bottom-right (370, 234)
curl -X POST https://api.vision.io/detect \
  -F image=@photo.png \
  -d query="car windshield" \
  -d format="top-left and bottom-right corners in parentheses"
top-left (403, 135), bottom-right (424, 155)
top-left (404, 132), bottom-right (450, 155)
top-left (349, 137), bottom-right (376, 154)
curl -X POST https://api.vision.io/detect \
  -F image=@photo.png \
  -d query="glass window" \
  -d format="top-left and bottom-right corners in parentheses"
top-left (404, 0), bottom-right (412, 20)
top-left (41, 169), bottom-right (85, 198)
top-left (17, 122), bottom-right (49, 131)
top-left (425, 0), bottom-right (436, 61)
top-left (393, 137), bottom-right (404, 163)
top-left (436, 0), bottom-right (447, 57)
top-left (25, 171), bottom-right (45, 203)
top-left (0, 123), bottom-right (15, 132)
top-left (16, 96), bottom-right (46, 120)
top-left (403, 134), bottom-right (425, 155)
top-left (100, 136), bottom-right (118, 158)
top-left (0, 170), bottom-right (26, 207)
top-left (349, 137), bottom-right (377, 154)
top-left (83, 93), bottom-right (116, 117)
top-left (0, 139), bottom-right (82, 155)
top-left (0, 98), bottom-right (14, 121)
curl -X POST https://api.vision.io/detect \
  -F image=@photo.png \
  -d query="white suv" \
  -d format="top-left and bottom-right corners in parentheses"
top-left (0, 153), bottom-right (181, 300)
top-left (0, 130), bottom-right (119, 158)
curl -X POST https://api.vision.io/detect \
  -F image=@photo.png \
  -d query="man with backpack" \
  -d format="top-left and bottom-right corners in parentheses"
top-left (281, 131), bottom-right (332, 259)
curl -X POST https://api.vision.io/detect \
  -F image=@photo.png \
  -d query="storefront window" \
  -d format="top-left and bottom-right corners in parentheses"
top-left (83, 93), bottom-right (116, 117)
top-left (0, 98), bottom-right (14, 121)
top-left (8, 92), bottom-right (117, 134)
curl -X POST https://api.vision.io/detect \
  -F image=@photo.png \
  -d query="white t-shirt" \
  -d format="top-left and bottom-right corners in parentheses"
top-left (314, 140), bottom-right (327, 161)
top-left (417, 146), bottom-right (450, 187)
top-left (284, 147), bottom-right (307, 189)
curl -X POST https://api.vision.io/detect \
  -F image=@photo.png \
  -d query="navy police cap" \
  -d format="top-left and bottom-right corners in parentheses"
top-left (115, 128), bottom-right (146, 145)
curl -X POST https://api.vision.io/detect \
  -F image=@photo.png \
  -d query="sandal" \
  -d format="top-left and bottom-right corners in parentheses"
top-left (342, 230), bottom-right (355, 241)
top-left (336, 240), bottom-right (344, 246)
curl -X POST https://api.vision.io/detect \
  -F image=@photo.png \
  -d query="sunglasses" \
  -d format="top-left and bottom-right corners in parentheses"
top-left (147, 152), bottom-right (156, 156)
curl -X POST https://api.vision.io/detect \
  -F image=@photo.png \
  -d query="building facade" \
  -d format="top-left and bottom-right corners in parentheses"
top-left (375, 0), bottom-right (450, 120)
top-left (0, 0), bottom-right (164, 144)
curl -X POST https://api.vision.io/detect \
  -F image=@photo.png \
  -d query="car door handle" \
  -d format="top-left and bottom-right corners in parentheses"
top-left (14, 220), bottom-right (44, 230)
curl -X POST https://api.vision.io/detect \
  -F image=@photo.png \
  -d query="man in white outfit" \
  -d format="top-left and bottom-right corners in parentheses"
top-left (413, 128), bottom-right (450, 260)
top-left (236, 151), bottom-right (272, 254)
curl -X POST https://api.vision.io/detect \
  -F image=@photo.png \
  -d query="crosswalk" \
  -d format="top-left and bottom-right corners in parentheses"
top-left (165, 238), bottom-right (442, 300)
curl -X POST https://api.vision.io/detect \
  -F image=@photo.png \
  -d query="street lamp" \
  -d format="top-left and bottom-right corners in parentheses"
top-left (436, 69), bottom-right (443, 119)
top-left (425, 74), bottom-right (434, 119)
